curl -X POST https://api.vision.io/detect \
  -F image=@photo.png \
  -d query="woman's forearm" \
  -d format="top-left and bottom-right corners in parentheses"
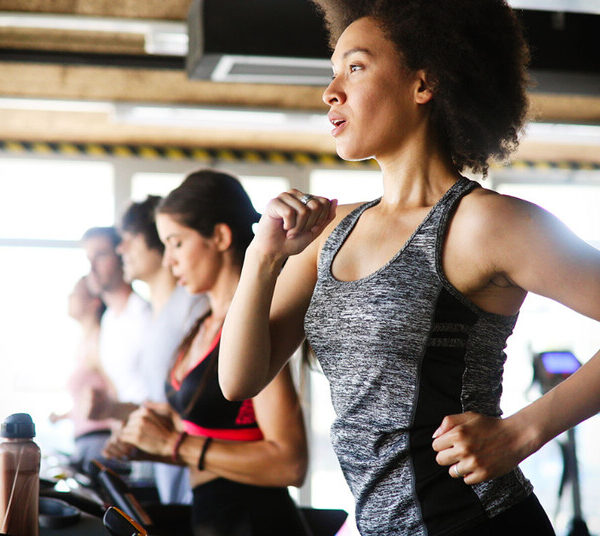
top-left (110, 401), bottom-right (139, 422)
top-left (220, 244), bottom-right (286, 400)
top-left (512, 350), bottom-right (600, 455)
top-left (432, 350), bottom-right (600, 484)
top-left (178, 434), bottom-right (307, 488)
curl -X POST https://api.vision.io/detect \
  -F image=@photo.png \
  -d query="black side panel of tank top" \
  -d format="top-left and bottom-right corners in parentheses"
top-left (165, 342), bottom-right (248, 429)
top-left (410, 287), bottom-right (487, 534)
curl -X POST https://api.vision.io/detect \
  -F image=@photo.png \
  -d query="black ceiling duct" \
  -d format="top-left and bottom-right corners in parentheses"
top-left (186, 0), bottom-right (332, 85)
top-left (186, 0), bottom-right (600, 95)
top-left (516, 9), bottom-right (600, 96)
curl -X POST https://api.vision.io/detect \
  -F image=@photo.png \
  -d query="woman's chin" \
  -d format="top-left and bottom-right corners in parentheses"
top-left (334, 141), bottom-right (373, 162)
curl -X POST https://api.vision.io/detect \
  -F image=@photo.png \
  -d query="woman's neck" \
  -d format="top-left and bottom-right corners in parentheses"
top-left (205, 262), bottom-right (241, 322)
top-left (376, 121), bottom-right (461, 209)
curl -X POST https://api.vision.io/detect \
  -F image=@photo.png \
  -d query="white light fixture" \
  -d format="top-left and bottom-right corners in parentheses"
top-left (0, 97), bottom-right (330, 133)
top-left (508, 0), bottom-right (600, 14)
top-left (0, 97), bottom-right (115, 114)
top-left (0, 12), bottom-right (187, 56)
top-left (114, 103), bottom-right (330, 133)
top-left (211, 55), bottom-right (332, 86)
top-left (2, 97), bottom-right (599, 143)
top-left (524, 122), bottom-right (600, 145)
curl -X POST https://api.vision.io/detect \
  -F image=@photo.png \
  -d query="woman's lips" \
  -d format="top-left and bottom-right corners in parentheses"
top-left (330, 118), bottom-right (347, 136)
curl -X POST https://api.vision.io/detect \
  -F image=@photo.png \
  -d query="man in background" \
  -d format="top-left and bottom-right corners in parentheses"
top-left (84, 198), bottom-right (207, 505)
top-left (81, 226), bottom-right (151, 415)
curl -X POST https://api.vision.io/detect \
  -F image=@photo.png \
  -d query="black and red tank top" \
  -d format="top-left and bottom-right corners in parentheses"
top-left (166, 327), bottom-right (263, 441)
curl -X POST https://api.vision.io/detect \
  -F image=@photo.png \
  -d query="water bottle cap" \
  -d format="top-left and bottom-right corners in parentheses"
top-left (1, 413), bottom-right (36, 438)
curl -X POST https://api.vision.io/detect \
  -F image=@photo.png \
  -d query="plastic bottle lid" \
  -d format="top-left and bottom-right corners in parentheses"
top-left (1, 413), bottom-right (36, 438)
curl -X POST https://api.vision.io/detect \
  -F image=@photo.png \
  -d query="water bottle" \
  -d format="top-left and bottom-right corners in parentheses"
top-left (0, 413), bottom-right (41, 536)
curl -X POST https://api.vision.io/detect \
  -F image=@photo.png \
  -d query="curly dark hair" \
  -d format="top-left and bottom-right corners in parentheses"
top-left (311, 0), bottom-right (530, 176)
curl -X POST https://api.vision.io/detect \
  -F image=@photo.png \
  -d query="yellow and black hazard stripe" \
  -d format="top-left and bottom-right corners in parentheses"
top-left (0, 140), bottom-right (361, 167)
top-left (0, 140), bottom-right (598, 171)
top-left (490, 160), bottom-right (600, 171)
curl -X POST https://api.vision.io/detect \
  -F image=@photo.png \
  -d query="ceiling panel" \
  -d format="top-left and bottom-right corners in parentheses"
top-left (0, 1), bottom-right (598, 160)
top-left (0, 0), bottom-right (192, 20)
top-left (0, 26), bottom-right (145, 54)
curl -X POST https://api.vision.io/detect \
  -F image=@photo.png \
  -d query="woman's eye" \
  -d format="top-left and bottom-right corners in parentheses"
top-left (350, 64), bottom-right (362, 73)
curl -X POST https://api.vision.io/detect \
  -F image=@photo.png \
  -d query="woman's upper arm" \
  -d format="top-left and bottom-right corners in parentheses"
top-left (490, 194), bottom-right (600, 320)
top-left (251, 364), bottom-right (308, 484)
top-left (253, 364), bottom-right (307, 445)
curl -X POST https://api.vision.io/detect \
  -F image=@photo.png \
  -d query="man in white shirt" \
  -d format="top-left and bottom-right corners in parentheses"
top-left (84, 201), bottom-right (207, 505)
top-left (82, 227), bottom-right (152, 410)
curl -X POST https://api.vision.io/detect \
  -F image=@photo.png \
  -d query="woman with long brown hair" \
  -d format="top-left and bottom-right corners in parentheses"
top-left (112, 169), bottom-right (309, 535)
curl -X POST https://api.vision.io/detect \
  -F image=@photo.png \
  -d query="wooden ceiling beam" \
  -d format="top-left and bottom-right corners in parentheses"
top-left (0, 107), bottom-right (598, 165)
top-left (0, 63), bottom-right (598, 161)
top-left (0, 27), bottom-right (146, 54)
top-left (3, 62), bottom-right (600, 123)
top-left (2, 107), bottom-right (599, 166)
top-left (528, 93), bottom-right (600, 124)
top-left (0, 108), bottom-right (335, 153)
top-left (0, 62), bottom-right (328, 111)
top-left (513, 140), bottom-right (600, 164)
top-left (0, 0), bottom-right (192, 20)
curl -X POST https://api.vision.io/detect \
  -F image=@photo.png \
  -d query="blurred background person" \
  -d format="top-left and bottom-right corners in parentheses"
top-left (49, 276), bottom-right (115, 471)
top-left (81, 226), bottom-right (152, 416)
top-left (91, 196), bottom-right (207, 505)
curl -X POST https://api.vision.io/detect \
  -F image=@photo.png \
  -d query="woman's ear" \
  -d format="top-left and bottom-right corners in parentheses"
top-left (414, 69), bottom-right (434, 105)
top-left (212, 223), bottom-right (233, 252)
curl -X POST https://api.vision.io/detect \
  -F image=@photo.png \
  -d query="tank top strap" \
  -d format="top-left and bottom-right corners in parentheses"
top-left (401, 176), bottom-right (479, 274)
top-left (399, 175), bottom-right (475, 231)
top-left (317, 176), bottom-right (479, 277)
top-left (317, 197), bottom-right (381, 277)
top-left (433, 175), bottom-right (479, 233)
top-left (431, 176), bottom-right (480, 261)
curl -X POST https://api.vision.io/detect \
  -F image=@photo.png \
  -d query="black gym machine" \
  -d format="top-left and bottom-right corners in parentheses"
top-left (532, 350), bottom-right (591, 536)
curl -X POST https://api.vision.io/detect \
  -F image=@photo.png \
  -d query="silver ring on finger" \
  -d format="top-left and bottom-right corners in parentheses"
top-left (453, 464), bottom-right (464, 478)
top-left (299, 193), bottom-right (314, 206)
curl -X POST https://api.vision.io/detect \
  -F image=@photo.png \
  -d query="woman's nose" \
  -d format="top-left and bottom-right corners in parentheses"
top-left (322, 77), bottom-right (344, 106)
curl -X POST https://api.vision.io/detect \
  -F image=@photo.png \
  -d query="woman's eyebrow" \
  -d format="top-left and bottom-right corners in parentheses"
top-left (332, 47), bottom-right (373, 66)
top-left (342, 47), bottom-right (372, 60)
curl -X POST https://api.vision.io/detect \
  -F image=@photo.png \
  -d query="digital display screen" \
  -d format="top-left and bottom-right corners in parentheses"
top-left (540, 351), bottom-right (581, 375)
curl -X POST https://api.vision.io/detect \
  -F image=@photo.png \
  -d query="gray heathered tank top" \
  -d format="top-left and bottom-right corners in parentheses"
top-left (304, 177), bottom-right (533, 536)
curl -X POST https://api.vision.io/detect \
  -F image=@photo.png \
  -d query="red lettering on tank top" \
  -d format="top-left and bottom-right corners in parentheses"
top-left (235, 399), bottom-right (257, 425)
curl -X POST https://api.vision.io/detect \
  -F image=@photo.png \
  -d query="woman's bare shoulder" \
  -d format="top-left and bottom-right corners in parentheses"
top-left (455, 184), bottom-right (549, 237)
top-left (446, 184), bottom-right (567, 281)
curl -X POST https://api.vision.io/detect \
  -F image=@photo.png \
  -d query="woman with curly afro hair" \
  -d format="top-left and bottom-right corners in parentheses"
top-left (220, 1), bottom-right (600, 534)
